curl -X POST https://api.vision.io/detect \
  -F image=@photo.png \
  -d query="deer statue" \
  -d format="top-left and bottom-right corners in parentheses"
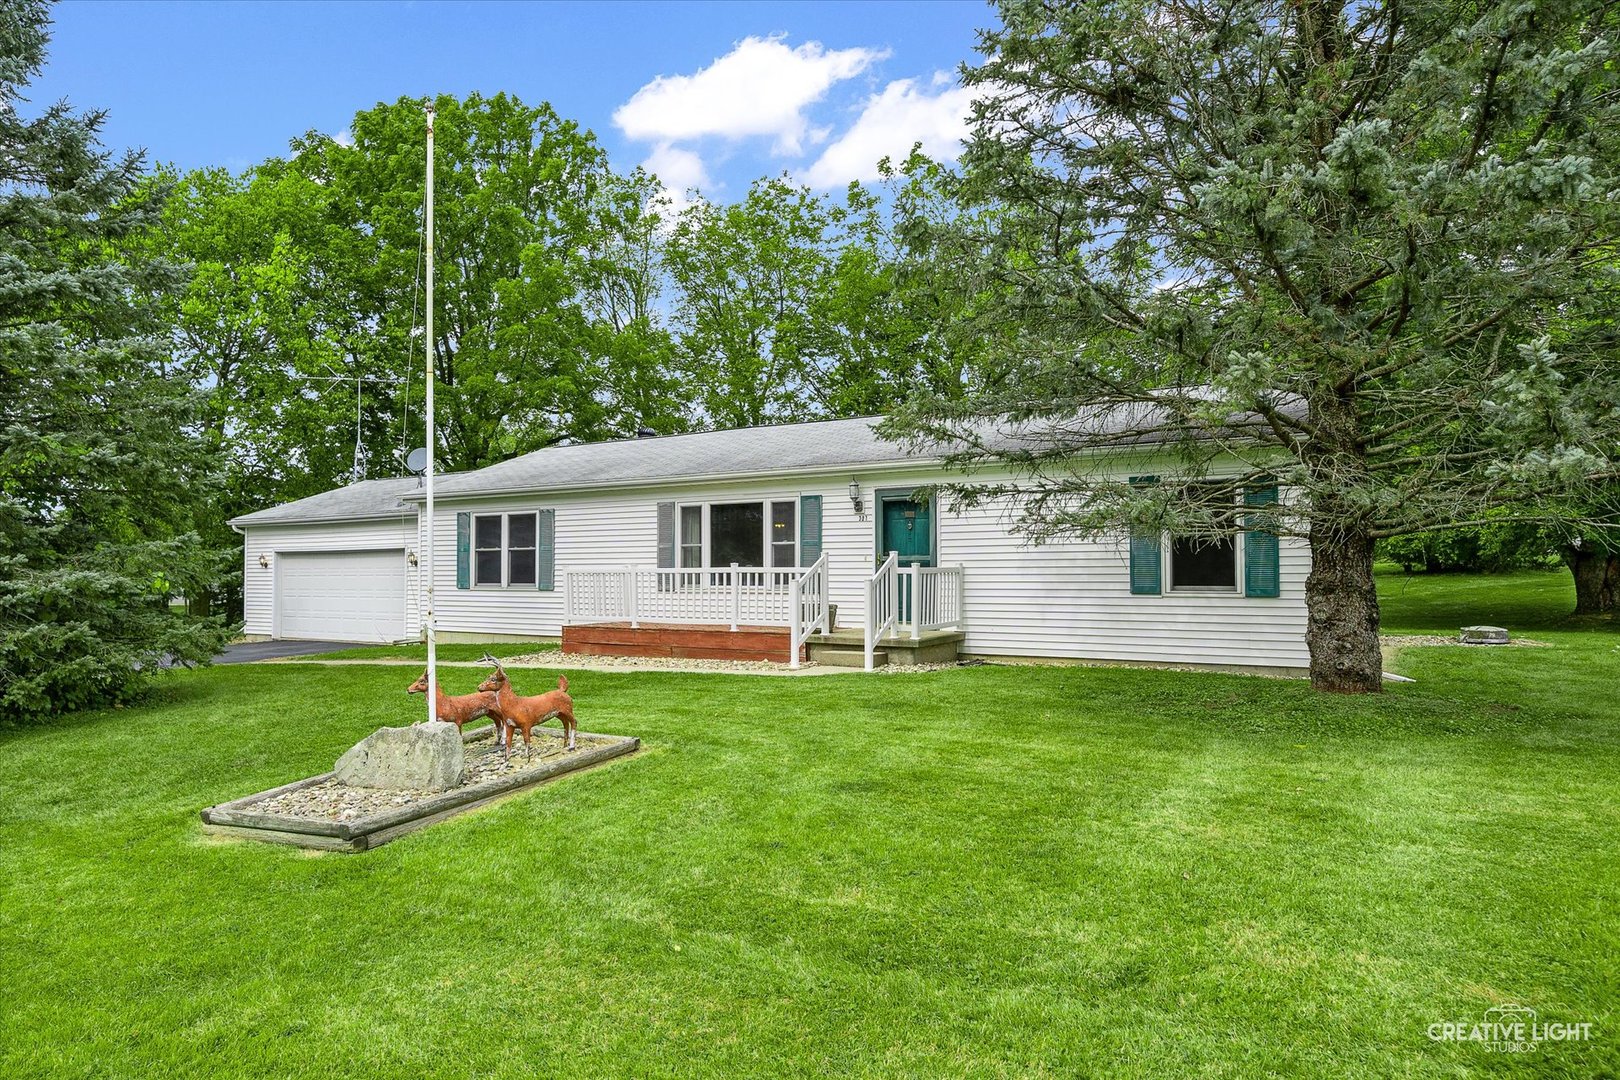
top-left (477, 656), bottom-right (577, 762)
top-left (405, 670), bottom-right (500, 738)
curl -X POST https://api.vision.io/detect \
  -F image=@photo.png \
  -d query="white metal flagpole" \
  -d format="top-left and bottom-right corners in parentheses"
top-left (423, 100), bottom-right (438, 726)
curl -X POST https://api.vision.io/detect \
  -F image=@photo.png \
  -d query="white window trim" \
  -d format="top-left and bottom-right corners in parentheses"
top-left (1163, 527), bottom-right (1245, 595)
top-left (472, 511), bottom-right (541, 589)
top-left (674, 498), bottom-right (799, 570)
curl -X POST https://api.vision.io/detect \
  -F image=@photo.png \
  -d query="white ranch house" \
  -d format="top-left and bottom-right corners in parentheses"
top-left (230, 415), bottom-right (1310, 672)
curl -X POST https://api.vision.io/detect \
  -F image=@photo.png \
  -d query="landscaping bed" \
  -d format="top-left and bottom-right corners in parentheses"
top-left (201, 724), bottom-right (638, 853)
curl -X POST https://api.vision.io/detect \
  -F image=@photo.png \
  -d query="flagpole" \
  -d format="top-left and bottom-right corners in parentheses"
top-left (423, 100), bottom-right (438, 725)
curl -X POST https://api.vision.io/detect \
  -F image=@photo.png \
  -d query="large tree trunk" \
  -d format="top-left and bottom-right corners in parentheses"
top-left (1305, 527), bottom-right (1384, 693)
top-left (1302, 386), bottom-right (1384, 693)
top-left (1564, 545), bottom-right (1619, 616)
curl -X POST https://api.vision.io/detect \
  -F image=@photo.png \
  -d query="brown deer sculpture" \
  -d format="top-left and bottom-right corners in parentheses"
top-left (477, 656), bottom-right (576, 762)
top-left (406, 670), bottom-right (500, 739)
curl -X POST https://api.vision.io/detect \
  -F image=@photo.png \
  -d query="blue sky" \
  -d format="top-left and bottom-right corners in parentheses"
top-left (32, 0), bottom-right (989, 202)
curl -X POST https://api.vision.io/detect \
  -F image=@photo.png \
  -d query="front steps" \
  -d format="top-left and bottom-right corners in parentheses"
top-left (805, 629), bottom-right (965, 668)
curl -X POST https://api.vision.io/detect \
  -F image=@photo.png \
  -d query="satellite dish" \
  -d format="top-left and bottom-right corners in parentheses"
top-left (406, 447), bottom-right (429, 475)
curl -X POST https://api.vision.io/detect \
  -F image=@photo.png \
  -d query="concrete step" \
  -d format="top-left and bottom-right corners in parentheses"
top-left (807, 628), bottom-right (965, 667)
top-left (812, 647), bottom-right (886, 668)
top-left (810, 629), bottom-right (868, 647)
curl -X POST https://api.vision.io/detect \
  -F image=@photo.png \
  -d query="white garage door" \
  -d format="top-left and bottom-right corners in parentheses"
top-left (275, 550), bottom-right (406, 643)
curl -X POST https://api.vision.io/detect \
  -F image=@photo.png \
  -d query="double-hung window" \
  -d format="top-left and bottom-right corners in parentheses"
top-left (675, 500), bottom-right (798, 569)
top-left (1130, 478), bottom-right (1279, 598)
top-left (473, 511), bottom-right (539, 587)
top-left (770, 501), bottom-right (796, 567)
top-left (1170, 484), bottom-right (1238, 592)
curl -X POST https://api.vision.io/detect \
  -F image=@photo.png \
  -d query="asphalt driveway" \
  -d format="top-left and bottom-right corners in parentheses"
top-left (215, 640), bottom-right (364, 664)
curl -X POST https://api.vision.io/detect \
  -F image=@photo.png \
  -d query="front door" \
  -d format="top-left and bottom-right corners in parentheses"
top-left (879, 492), bottom-right (934, 622)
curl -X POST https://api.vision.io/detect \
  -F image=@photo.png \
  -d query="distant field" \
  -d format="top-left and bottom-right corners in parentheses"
top-left (1375, 565), bottom-right (1591, 633)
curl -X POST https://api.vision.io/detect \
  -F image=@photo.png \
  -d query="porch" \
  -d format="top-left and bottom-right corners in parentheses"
top-left (561, 555), bottom-right (965, 668)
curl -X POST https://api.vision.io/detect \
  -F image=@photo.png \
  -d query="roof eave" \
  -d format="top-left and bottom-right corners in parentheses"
top-left (230, 511), bottom-right (418, 529)
top-left (397, 457), bottom-right (949, 505)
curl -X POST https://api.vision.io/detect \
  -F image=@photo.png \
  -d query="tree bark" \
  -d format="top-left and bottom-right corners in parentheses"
top-left (1564, 545), bottom-right (1619, 616)
top-left (1305, 527), bottom-right (1384, 692)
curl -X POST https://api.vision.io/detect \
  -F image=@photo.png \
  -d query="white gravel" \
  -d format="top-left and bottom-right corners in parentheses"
top-left (502, 651), bottom-right (974, 676)
top-left (1380, 634), bottom-right (1550, 648)
top-left (253, 731), bottom-right (604, 823)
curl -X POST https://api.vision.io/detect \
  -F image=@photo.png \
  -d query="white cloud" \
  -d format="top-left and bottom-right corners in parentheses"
top-left (803, 73), bottom-right (975, 188)
top-left (613, 35), bottom-right (890, 157)
top-left (643, 142), bottom-right (712, 216)
top-left (644, 141), bottom-right (711, 192)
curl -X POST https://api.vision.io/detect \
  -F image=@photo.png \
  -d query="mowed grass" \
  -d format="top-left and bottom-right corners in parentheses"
top-left (1, 576), bottom-right (1617, 1077)
top-left (1376, 565), bottom-right (1583, 633)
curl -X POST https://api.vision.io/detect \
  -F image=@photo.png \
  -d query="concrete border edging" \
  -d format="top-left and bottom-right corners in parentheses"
top-left (201, 725), bottom-right (639, 852)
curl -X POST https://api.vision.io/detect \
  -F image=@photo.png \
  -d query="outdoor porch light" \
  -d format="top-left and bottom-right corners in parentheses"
top-left (407, 550), bottom-right (419, 567)
top-left (848, 479), bottom-right (864, 515)
top-left (257, 553), bottom-right (270, 569)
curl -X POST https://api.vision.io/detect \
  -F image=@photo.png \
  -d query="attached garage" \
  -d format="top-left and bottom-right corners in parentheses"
top-left (231, 477), bottom-right (425, 644)
top-left (274, 549), bottom-right (407, 643)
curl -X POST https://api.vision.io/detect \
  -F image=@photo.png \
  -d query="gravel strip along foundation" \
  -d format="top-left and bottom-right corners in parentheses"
top-left (503, 652), bottom-right (968, 675)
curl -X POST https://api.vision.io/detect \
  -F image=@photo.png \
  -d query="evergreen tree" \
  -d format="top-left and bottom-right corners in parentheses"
top-left (886, 0), bottom-right (1620, 691)
top-left (0, 1), bottom-right (226, 718)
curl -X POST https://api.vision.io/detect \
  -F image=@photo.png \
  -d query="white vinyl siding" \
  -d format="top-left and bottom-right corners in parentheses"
top-left (243, 462), bottom-right (1309, 670)
top-left (938, 488), bottom-right (1308, 669)
top-left (413, 464), bottom-right (1309, 671)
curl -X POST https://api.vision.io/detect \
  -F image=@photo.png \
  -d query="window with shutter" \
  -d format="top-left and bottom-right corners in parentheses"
top-left (799, 494), bottom-right (822, 565)
top-left (1244, 483), bottom-right (1280, 597)
top-left (455, 512), bottom-right (471, 590)
top-left (1127, 476), bottom-right (1161, 595)
top-left (536, 509), bottom-right (555, 591)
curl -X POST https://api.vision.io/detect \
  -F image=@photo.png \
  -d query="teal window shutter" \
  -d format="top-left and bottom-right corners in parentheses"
top-left (1244, 483), bottom-right (1280, 597)
top-left (536, 509), bottom-right (555, 591)
top-left (1128, 475), bottom-right (1161, 595)
top-left (800, 494), bottom-right (823, 565)
top-left (455, 512), bottom-right (471, 590)
top-left (656, 502), bottom-right (675, 567)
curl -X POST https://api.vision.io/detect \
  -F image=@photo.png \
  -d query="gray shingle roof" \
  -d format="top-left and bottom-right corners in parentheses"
top-left (425, 415), bottom-right (913, 499)
top-left (229, 476), bottom-right (425, 528)
top-left (231, 395), bottom-right (1298, 525)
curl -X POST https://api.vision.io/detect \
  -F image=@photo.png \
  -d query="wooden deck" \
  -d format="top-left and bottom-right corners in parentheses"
top-left (562, 621), bottom-right (800, 663)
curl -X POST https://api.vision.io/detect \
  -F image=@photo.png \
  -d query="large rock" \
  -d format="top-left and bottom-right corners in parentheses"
top-left (334, 721), bottom-right (466, 792)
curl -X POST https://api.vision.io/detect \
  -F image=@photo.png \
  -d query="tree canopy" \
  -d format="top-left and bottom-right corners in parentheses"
top-left (884, 0), bottom-right (1620, 690)
top-left (0, 0), bottom-right (228, 716)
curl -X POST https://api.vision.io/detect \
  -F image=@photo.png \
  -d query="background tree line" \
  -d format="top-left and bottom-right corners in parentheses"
top-left (135, 96), bottom-right (978, 621)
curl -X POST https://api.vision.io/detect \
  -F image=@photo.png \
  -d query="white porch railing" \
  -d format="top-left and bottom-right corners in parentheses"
top-left (788, 552), bottom-right (830, 670)
top-left (907, 564), bottom-right (966, 637)
top-left (565, 555), bottom-right (960, 672)
top-left (864, 551), bottom-right (898, 671)
top-left (865, 555), bottom-right (966, 669)
top-left (565, 565), bottom-right (811, 630)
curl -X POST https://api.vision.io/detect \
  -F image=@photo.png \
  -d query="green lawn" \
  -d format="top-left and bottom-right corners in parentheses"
top-left (1376, 565), bottom-right (1587, 633)
top-left (2, 576), bottom-right (1615, 1077)
top-left (298, 640), bottom-right (558, 661)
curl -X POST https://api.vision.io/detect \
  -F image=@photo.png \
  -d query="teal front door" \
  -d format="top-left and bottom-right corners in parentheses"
top-left (879, 493), bottom-right (933, 622)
